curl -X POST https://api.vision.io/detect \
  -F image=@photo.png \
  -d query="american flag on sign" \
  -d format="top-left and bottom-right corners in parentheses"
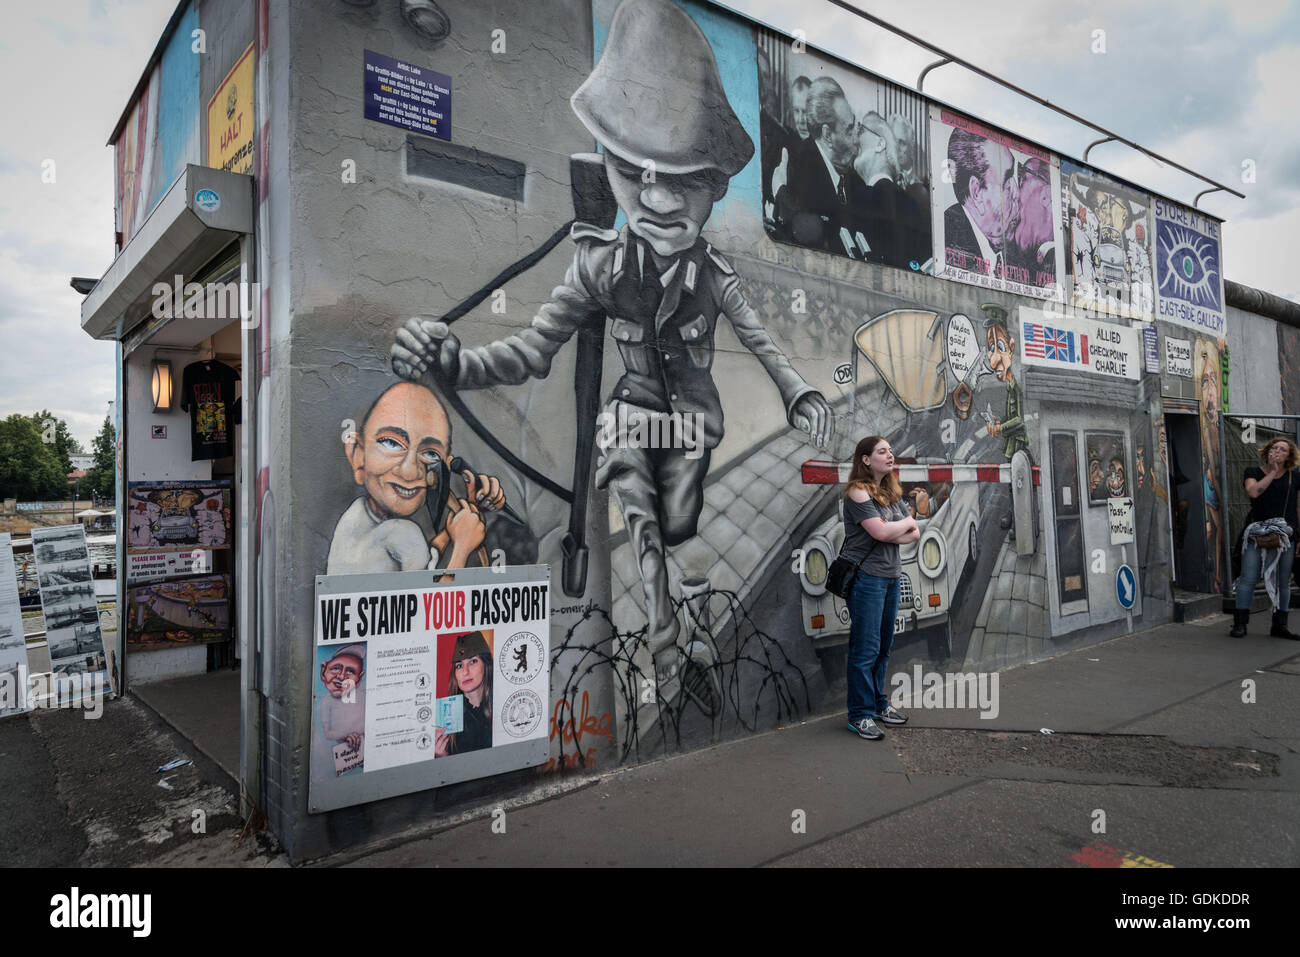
top-left (1022, 322), bottom-right (1076, 363)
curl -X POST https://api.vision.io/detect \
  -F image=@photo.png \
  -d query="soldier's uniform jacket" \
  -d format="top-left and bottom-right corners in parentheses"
top-left (454, 222), bottom-right (815, 450)
top-left (1000, 378), bottom-right (1028, 459)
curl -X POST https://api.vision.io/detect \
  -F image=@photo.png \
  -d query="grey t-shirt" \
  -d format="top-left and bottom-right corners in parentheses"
top-left (842, 494), bottom-right (909, 578)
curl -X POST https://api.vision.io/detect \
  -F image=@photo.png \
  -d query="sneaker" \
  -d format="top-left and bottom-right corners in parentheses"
top-left (874, 705), bottom-right (908, 726)
top-left (847, 717), bottom-right (884, 740)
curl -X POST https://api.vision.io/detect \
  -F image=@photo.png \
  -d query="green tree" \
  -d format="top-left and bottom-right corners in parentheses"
top-left (32, 410), bottom-right (83, 475)
top-left (84, 417), bottom-right (117, 501)
top-left (0, 414), bottom-right (68, 501)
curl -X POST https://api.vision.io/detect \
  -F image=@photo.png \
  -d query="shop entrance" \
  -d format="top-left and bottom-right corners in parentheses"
top-left (1166, 411), bottom-right (1208, 592)
top-left (120, 252), bottom-right (247, 786)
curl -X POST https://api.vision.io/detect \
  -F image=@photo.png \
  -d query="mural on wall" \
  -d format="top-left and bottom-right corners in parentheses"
top-left (307, 0), bottom-right (1176, 785)
top-left (1153, 199), bottom-right (1226, 338)
top-left (1060, 159), bottom-right (1153, 319)
top-left (389, 0), bottom-right (834, 697)
top-left (1084, 431), bottom-right (1128, 505)
top-left (930, 107), bottom-right (1065, 301)
top-left (755, 30), bottom-right (931, 270)
top-left (325, 381), bottom-right (507, 575)
top-left (1195, 336), bottom-right (1228, 592)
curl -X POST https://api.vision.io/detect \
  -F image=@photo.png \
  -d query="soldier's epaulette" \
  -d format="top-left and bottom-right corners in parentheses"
top-left (570, 221), bottom-right (620, 244)
top-left (705, 244), bottom-right (734, 275)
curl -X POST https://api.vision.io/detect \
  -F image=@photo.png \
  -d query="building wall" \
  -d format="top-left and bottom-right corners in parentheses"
top-left (261, 0), bottom-right (1283, 859)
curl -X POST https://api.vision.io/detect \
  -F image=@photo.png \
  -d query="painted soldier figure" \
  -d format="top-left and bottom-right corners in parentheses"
top-left (392, 0), bottom-right (832, 684)
top-left (982, 304), bottom-right (1028, 460)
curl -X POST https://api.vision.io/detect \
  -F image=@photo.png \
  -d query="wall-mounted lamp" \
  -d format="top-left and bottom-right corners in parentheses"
top-left (151, 359), bottom-right (173, 413)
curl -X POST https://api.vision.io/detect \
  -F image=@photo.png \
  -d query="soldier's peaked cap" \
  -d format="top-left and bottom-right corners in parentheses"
top-left (571, 0), bottom-right (753, 177)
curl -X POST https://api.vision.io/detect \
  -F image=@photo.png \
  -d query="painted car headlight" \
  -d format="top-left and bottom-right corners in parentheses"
top-left (799, 538), bottom-right (832, 597)
top-left (918, 531), bottom-right (946, 578)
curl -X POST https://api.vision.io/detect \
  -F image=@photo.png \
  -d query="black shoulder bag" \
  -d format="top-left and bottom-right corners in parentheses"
top-left (826, 498), bottom-right (887, 599)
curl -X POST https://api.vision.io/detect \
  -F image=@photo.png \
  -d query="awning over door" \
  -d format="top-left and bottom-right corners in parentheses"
top-left (80, 165), bottom-right (253, 342)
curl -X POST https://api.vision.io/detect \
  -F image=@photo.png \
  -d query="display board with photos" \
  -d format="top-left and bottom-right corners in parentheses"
top-left (30, 526), bottom-right (110, 687)
top-left (311, 567), bottom-right (551, 812)
top-left (0, 534), bottom-right (33, 717)
top-left (125, 481), bottom-right (232, 552)
top-left (1084, 431), bottom-right (1130, 506)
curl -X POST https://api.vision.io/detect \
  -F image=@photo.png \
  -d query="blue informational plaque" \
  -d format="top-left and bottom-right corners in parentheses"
top-left (363, 49), bottom-right (451, 141)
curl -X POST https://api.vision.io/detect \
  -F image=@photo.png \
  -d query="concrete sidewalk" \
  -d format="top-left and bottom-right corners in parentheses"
top-left (332, 613), bottom-right (1300, 867)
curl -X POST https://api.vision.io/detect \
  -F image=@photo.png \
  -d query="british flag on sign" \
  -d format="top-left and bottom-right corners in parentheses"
top-left (1022, 322), bottom-right (1077, 363)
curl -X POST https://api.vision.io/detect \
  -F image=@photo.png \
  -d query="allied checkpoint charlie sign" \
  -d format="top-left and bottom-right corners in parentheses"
top-left (311, 565), bottom-right (550, 812)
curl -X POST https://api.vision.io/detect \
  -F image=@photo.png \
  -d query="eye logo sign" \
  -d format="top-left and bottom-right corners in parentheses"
top-left (1156, 220), bottom-right (1221, 311)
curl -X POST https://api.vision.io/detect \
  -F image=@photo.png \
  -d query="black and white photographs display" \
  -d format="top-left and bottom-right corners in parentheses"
top-left (31, 526), bottom-right (110, 685)
top-left (0, 534), bottom-right (32, 718)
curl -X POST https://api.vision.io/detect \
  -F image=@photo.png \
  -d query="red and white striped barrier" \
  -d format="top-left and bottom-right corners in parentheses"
top-left (801, 460), bottom-right (1042, 486)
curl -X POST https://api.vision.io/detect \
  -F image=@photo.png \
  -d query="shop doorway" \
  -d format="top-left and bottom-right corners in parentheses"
top-left (121, 293), bottom-right (247, 785)
top-left (1166, 411), bottom-right (1207, 592)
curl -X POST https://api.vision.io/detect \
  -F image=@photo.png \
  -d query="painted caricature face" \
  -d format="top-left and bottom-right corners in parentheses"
top-left (1136, 447), bottom-right (1146, 486)
top-left (1200, 363), bottom-right (1219, 423)
top-left (349, 382), bottom-right (450, 519)
top-left (454, 655), bottom-right (485, 695)
top-left (605, 151), bottom-right (724, 260)
top-left (1107, 458), bottom-right (1126, 496)
top-left (969, 143), bottom-right (1016, 245)
top-left (791, 85), bottom-right (810, 139)
top-left (1089, 459), bottom-right (1103, 492)
top-left (986, 324), bottom-right (1015, 382)
top-left (321, 654), bottom-right (363, 699)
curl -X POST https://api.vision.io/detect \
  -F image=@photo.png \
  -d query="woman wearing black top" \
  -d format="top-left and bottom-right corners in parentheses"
top-left (842, 435), bottom-right (920, 740)
top-left (1230, 438), bottom-right (1299, 639)
top-left (435, 631), bottom-right (494, 754)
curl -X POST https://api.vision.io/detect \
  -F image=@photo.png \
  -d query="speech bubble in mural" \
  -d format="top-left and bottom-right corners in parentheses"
top-left (946, 313), bottom-right (979, 384)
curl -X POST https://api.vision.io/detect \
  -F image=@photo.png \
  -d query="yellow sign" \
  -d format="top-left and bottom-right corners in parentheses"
top-left (207, 44), bottom-right (255, 174)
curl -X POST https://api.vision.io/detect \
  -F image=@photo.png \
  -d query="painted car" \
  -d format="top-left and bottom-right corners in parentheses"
top-left (150, 513), bottom-right (200, 544)
top-left (794, 465), bottom-right (981, 645)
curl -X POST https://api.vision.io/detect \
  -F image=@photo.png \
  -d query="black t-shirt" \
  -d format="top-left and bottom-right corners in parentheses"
top-left (179, 361), bottom-right (240, 461)
top-left (1244, 466), bottom-right (1298, 533)
top-left (455, 701), bottom-right (492, 754)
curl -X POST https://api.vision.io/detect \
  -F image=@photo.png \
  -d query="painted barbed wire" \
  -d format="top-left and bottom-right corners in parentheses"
top-left (549, 587), bottom-right (810, 771)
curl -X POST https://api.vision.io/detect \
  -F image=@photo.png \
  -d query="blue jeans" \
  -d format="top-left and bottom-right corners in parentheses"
top-left (846, 573), bottom-right (900, 721)
top-left (1235, 540), bottom-right (1294, 611)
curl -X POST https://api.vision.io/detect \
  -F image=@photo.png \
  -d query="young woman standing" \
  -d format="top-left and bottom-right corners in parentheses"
top-left (1231, 437), bottom-right (1300, 639)
top-left (842, 435), bottom-right (920, 740)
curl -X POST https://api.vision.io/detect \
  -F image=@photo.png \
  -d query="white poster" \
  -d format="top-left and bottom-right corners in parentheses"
top-left (0, 534), bottom-right (32, 718)
top-left (1107, 497), bottom-right (1135, 545)
top-left (127, 550), bottom-right (212, 584)
top-left (311, 576), bottom-right (550, 786)
top-left (1164, 335), bottom-right (1193, 378)
top-left (31, 526), bottom-right (109, 693)
top-left (1018, 307), bottom-right (1142, 380)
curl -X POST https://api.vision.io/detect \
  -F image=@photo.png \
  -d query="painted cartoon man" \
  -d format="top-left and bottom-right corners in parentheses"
top-left (317, 644), bottom-right (366, 776)
top-left (326, 381), bottom-right (505, 575)
top-left (392, 0), bottom-right (833, 683)
top-left (982, 306), bottom-right (1027, 460)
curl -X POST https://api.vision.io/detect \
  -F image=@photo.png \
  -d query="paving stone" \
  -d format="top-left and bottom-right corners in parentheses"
top-left (708, 482), bottom-right (738, 510)
top-left (721, 469), bottom-right (752, 495)
top-left (705, 557), bottom-right (745, 595)
top-left (698, 512), bottom-right (744, 555)
top-left (724, 533), bottom-right (769, 579)
top-left (670, 534), bottom-right (721, 578)
top-left (746, 448), bottom-right (782, 475)
top-left (727, 497), bottom-right (760, 529)
top-left (740, 476), bottom-right (779, 510)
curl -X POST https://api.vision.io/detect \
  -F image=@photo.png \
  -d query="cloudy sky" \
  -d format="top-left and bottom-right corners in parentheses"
top-left (1, 0), bottom-right (1296, 447)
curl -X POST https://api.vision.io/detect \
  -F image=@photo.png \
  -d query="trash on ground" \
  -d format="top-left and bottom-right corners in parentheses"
top-left (157, 777), bottom-right (175, 790)
top-left (157, 757), bottom-right (192, 773)
top-left (1039, 728), bottom-right (1054, 735)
